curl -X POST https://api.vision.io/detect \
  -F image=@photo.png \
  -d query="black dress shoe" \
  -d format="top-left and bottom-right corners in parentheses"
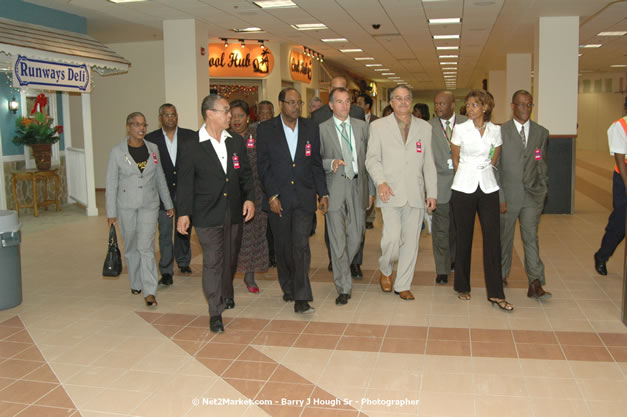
top-left (366, 222), bottom-right (374, 229)
top-left (450, 262), bottom-right (455, 272)
top-left (435, 274), bottom-right (448, 284)
top-left (224, 298), bottom-right (235, 309)
top-left (179, 266), bottom-right (192, 274)
top-left (282, 294), bottom-right (294, 302)
top-left (335, 294), bottom-right (350, 305)
top-left (159, 273), bottom-right (173, 286)
top-left (328, 262), bottom-right (333, 272)
top-left (209, 315), bottom-right (224, 333)
top-left (269, 258), bottom-right (277, 268)
top-left (594, 253), bottom-right (607, 276)
top-left (294, 301), bottom-right (315, 314)
top-left (131, 289), bottom-right (142, 295)
top-left (350, 264), bottom-right (363, 279)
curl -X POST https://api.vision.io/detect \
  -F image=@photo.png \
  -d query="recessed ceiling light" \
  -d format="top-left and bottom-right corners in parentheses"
top-left (440, 62), bottom-right (458, 65)
top-left (610, 64), bottom-right (627, 67)
top-left (340, 49), bottom-right (363, 53)
top-left (429, 18), bottom-right (461, 25)
top-left (443, 72), bottom-right (457, 75)
top-left (291, 23), bottom-right (327, 31)
top-left (444, 75), bottom-right (456, 78)
top-left (381, 73), bottom-right (395, 75)
top-left (321, 38), bottom-right (348, 42)
top-left (437, 46), bottom-right (459, 50)
top-left (578, 53), bottom-right (583, 57)
top-left (231, 27), bottom-right (264, 33)
top-left (107, 0), bottom-right (147, 3)
top-left (598, 31), bottom-right (627, 36)
top-left (580, 44), bottom-right (602, 48)
top-left (366, 64), bottom-right (383, 67)
top-left (439, 55), bottom-right (458, 58)
top-left (253, 0), bottom-right (297, 8)
top-left (433, 35), bottom-right (460, 40)
top-left (354, 57), bottom-right (375, 60)
top-left (374, 68), bottom-right (390, 71)
top-left (442, 67), bottom-right (457, 70)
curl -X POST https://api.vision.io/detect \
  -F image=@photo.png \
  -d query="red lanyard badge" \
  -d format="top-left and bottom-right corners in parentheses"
top-left (305, 141), bottom-right (312, 157)
top-left (416, 141), bottom-right (422, 153)
top-left (232, 153), bottom-right (240, 169)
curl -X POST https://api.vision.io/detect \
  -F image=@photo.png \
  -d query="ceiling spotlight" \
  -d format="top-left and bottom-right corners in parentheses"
top-left (259, 40), bottom-right (265, 49)
top-left (240, 39), bottom-right (245, 48)
top-left (222, 38), bottom-right (228, 47)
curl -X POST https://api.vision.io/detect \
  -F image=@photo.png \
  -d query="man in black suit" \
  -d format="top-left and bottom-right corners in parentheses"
top-left (145, 104), bottom-right (195, 286)
top-left (357, 93), bottom-right (378, 230)
top-left (257, 88), bottom-right (329, 314)
top-left (311, 76), bottom-right (366, 277)
top-left (177, 95), bottom-right (255, 333)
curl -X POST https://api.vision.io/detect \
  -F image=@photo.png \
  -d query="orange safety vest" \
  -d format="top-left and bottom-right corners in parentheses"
top-left (613, 117), bottom-right (627, 174)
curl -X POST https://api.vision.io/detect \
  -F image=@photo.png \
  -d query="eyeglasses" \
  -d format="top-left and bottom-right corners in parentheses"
top-left (129, 122), bottom-right (148, 128)
top-left (281, 100), bottom-right (304, 107)
top-left (513, 102), bottom-right (534, 109)
top-left (209, 108), bottom-right (231, 114)
top-left (162, 112), bottom-right (177, 118)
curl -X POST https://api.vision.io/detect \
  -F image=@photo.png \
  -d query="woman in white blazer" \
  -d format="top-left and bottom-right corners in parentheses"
top-left (106, 112), bottom-right (174, 307)
top-left (450, 90), bottom-right (513, 311)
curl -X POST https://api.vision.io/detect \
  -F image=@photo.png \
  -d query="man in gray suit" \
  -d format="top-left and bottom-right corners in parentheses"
top-left (320, 87), bottom-right (375, 305)
top-left (497, 90), bottom-right (551, 299)
top-left (430, 91), bottom-right (467, 284)
top-left (366, 85), bottom-right (437, 300)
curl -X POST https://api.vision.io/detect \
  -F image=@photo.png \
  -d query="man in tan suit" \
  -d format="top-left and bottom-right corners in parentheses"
top-left (320, 87), bottom-right (375, 305)
top-left (366, 85), bottom-right (437, 300)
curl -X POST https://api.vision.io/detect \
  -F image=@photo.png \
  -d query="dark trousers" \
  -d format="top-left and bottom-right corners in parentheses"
top-left (451, 188), bottom-right (505, 299)
top-left (597, 171), bottom-right (627, 261)
top-left (325, 216), bottom-right (364, 266)
top-left (195, 210), bottom-right (242, 317)
top-left (157, 208), bottom-right (191, 275)
top-left (267, 217), bottom-right (275, 263)
top-left (268, 206), bottom-right (314, 301)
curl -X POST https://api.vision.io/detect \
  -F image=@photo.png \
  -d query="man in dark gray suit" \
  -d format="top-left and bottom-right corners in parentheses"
top-left (429, 91), bottom-right (466, 284)
top-left (497, 90), bottom-right (551, 299)
top-left (320, 87), bottom-right (374, 305)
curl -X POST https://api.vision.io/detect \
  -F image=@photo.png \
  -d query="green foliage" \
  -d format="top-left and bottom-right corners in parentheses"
top-left (12, 112), bottom-right (63, 145)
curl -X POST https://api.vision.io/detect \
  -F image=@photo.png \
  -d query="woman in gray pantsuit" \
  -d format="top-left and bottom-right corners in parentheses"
top-left (106, 112), bottom-right (174, 306)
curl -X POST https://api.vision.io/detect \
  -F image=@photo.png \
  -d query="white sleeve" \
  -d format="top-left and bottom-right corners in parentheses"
top-left (608, 121), bottom-right (627, 156)
top-left (451, 124), bottom-right (462, 146)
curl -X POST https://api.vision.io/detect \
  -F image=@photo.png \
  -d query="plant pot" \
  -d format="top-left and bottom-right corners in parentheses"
top-left (30, 144), bottom-right (52, 171)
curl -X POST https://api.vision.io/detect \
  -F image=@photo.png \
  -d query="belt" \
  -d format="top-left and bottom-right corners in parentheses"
top-left (342, 174), bottom-right (358, 179)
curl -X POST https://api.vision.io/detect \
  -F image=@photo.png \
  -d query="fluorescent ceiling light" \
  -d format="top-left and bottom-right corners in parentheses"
top-left (579, 44), bottom-right (601, 48)
top-left (439, 55), bottom-right (458, 58)
top-left (598, 31), bottom-right (627, 36)
top-left (433, 34), bottom-right (460, 40)
top-left (578, 53), bottom-right (583, 57)
top-left (429, 18), bottom-right (461, 25)
top-left (108, 0), bottom-right (147, 3)
top-left (231, 27), bottom-right (263, 33)
top-left (340, 49), bottom-right (363, 53)
top-left (443, 72), bottom-right (457, 75)
top-left (610, 64), bottom-right (627, 67)
top-left (253, 0), bottom-right (297, 8)
top-left (366, 64), bottom-right (383, 67)
top-left (354, 57), bottom-right (375, 60)
top-left (381, 73), bottom-right (395, 75)
top-left (444, 75), bottom-right (456, 78)
top-left (291, 23), bottom-right (327, 30)
top-left (374, 68), bottom-right (390, 71)
top-left (388, 76), bottom-right (401, 79)
top-left (442, 67), bottom-right (457, 70)
top-left (321, 38), bottom-right (348, 42)
top-left (440, 62), bottom-right (458, 65)
top-left (437, 46), bottom-right (459, 50)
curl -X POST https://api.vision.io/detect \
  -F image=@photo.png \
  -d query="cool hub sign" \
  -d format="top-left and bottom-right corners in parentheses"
top-left (12, 55), bottom-right (91, 92)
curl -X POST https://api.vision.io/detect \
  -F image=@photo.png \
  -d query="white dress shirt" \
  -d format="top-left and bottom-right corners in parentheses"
top-left (608, 116), bottom-right (627, 156)
top-left (162, 127), bottom-right (177, 165)
top-left (513, 119), bottom-right (530, 148)
top-left (199, 123), bottom-right (230, 173)
top-left (280, 114), bottom-right (299, 161)
top-left (332, 115), bottom-right (359, 174)
top-left (451, 120), bottom-right (502, 194)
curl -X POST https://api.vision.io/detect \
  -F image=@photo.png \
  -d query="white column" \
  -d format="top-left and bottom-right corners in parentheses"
top-left (81, 93), bottom-right (98, 216)
top-left (61, 93), bottom-right (72, 149)
top-left (488, 70), bottom-right (506, 124)
top-left (505, 53), bottom-right (532, 119)
top-left (534, 16), bottom-right (579, 134)
top-left (163, 19), bottom-right (210, 130)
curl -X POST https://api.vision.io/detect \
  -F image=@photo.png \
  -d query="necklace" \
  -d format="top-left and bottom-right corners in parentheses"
top-left (475, 123), bottom-right (485, 130)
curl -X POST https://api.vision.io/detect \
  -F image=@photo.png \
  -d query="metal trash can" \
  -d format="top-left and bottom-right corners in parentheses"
top-left (0, 210), bottom-right (22, 310)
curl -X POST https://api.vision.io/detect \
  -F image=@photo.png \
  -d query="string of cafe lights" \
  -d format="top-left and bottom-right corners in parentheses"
top-left (303, 46), bottom-right (324, 62)
top-left (220, 38), bottom-right (267, 49)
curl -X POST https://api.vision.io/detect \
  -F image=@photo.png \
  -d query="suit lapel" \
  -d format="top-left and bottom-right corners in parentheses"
top-left (325, 119), bottom-right (342, 156)
top-left (295, 117), bottom-right (307, 162)
top-left (272, 116), bottom-right (294, 161)
top-left (199, 137), bottom-right (226, 177)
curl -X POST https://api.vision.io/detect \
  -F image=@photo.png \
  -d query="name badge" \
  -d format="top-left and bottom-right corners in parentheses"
top-left (416, 141), bottom-right (422, 153)
top-left (152, 153), bottom-right (158, 164)
top-left (305, 141), bottom-right (312, 157)
top-left (447, 158), bottom-right (454, 170)
top-left (535, 148), bottom-right (542, 161)
top-left (247, 135), bottom-right (255, 148)
top-left (232, 154), bottom-right (240, 169)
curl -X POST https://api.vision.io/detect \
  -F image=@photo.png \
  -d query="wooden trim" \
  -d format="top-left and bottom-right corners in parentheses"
top-left (549, 134), bottom-right (577, 139)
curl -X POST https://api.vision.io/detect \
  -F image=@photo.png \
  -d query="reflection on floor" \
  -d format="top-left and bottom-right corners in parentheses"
top-left (0, 151), bottom-right (625, 417)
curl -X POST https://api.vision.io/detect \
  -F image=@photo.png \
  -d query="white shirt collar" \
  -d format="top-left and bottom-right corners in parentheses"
top-left (440, 114), bottom-right (456, 126)
top-left (333, 115), bottom-right (351, 128)
top-left (161, 127), bottom-right (178, 140)
top-left (199, 123), bottom-right (231, 143)
top-left (513, 119), bottom-right (530, 133)
top-left (280, 114), bottom-right (299, 132)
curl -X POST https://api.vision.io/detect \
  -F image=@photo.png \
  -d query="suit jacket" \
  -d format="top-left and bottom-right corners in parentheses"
top-left (311, 103), bottom-right (365, 125)
top-left (497, 119), bottom-right (549, 207)
top-left (366, 114), bottom-right (437, 208)
top-left (144, 127), bottom-right (196, 209)
top-left (105, 139), bottom-right (173, 218)
top-left (176, 129), bottom-right (254, 227)
top-left (256, 116), bottom-right (328, 213)
top-left (429, 114), bottom-right (468, 204)
top-left (368, 113), bottom-right (379, 124)
top-left (319, 117), bottom-right (375, 211)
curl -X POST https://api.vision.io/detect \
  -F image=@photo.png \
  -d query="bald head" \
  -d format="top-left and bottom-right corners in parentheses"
top-left (330, 76), bottom-right (348, 89)
top-left (434, 90), bottom-right (455, 120)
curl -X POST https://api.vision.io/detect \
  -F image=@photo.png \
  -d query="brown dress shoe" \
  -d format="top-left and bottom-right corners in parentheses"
top-left (394, 290), bottom-right (415, 300)
top-left (527, 279), bottom-right (552, 299)
top-left (379, 272), bottom-right (393, 292)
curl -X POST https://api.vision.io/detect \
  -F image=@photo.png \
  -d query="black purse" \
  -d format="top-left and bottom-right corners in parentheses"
top-left (102, 224), bottom-right (122, 277)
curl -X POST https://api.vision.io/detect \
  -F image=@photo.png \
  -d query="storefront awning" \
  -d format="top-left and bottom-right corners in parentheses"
top-left (0, 17), bottom-right (130, 75)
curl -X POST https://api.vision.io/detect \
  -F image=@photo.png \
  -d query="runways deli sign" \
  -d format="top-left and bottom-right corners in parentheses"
top-left (12, 55), bottom-right (91, 92)
top-left (208, 44), bottom-right (274, 77)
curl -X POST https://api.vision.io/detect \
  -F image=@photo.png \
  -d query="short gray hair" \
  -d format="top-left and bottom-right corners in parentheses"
top-left (201, 94), bottom-right (225, 120)
top-left (309, 96), bottom-right (322, 106)
top-left (126, 111), bottom-right (145, 124)
top-left (389, 84), bottom-right (413, 101)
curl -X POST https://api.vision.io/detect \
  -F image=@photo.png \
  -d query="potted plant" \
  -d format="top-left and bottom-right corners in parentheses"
top-left (12, 94), bottom-right (63, 171)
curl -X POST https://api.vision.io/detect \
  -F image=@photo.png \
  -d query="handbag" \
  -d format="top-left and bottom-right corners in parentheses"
top-left (102, 224), bottom-right (122, 277)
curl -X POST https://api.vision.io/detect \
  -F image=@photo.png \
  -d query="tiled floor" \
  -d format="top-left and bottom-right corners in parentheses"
top-left (0, 150), bottom-right (626, 417)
